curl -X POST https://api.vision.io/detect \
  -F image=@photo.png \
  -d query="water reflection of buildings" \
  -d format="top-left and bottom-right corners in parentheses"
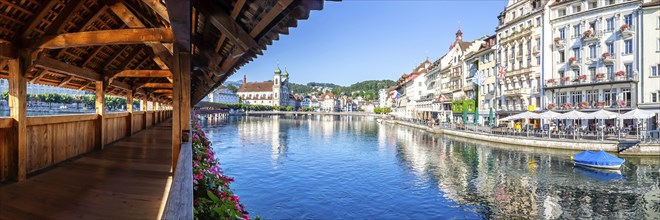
top-left (392, 126), bottom-right (660, 219)
top-left (237, 116), bottom-right (289, 162)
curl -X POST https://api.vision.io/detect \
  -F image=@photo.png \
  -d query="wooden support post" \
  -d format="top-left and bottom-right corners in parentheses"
top-left (143, 97), bottom-right (149, 129)
top-left (7, 54), bottom-right (27, 182)
top-left (127, 90), bottom-right (133, 136)
top-left (95, 81), bottom-right (106, 149)
top-left (172, 45), bottom-right (191, 171)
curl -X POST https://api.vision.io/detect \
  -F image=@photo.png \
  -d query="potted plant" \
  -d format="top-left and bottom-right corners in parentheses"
top-left (595, 73), bottom-right (606, 79)
top-left (620, 23), bottom-right (629, 31)
top-left (578, 75), bottom-right (588, 80)
top-left (568, 57), bottom-right (577, 63)
top-left (561, 77), bottom-right (571, 82)
top-left (617, 100), bottom-right (627, 107)
top-left (583, 30), bottom-right (593, 38)
top-left (615, 71), bottom-right (626, 77)
top-left (547, 103), bottom-right (556, 110)
top-left (601, 52), bottom-right (611, 58)
top-left (594, 101), bottom-right (606, 108)
top-left (579, 101), bottom-right (589, 108)
top-left (562, 103), bottom-right (573, 109)
top-left (548, 78), bottom-right (557, 83)
top-left (554, 37), bottom-right (561, 43)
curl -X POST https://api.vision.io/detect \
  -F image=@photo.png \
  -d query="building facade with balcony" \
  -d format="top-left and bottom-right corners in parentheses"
top-left (639, 0), bottom-right (660, 122)
top-left (464, 35), bottom-right (498, 125)
top-left (545, 0), bottom-right (642, 112)
top-left (495, 0), bottom-right (547, 119)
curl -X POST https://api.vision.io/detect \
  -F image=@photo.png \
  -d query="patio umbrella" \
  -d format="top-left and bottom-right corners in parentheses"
top-left (585, 109), bottom-right (619, 140)
top-left (585, 109), bottom-right (619, 119)
top-left (539, 110), bottom-right (562, 120)
top-left (618, 108), bottom-right (655, 119)
top-left (619, 108), bottom-right (656, 140)
top-left (556, 110), bottom-right (589, 140)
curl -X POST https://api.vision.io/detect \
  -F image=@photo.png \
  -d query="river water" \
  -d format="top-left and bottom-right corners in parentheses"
top-left (201, 115), bottom-right (660, 219)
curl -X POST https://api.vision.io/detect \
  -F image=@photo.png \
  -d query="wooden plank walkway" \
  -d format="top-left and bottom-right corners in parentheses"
top-left (0, 121), bottom-right (173, 219)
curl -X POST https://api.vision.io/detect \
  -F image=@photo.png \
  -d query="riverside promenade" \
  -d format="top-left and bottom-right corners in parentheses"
top-left (384, 119), bottom-right (660, 156)
top-left (243, 111), bottom-right (383, 117)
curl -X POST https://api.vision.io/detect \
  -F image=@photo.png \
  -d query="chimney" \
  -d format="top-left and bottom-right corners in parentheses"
top-left (243, 74), bottom-right (246, 85)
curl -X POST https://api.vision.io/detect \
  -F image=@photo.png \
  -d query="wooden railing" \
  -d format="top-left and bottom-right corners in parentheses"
top-left (25, 114), bottom-right (98, 173)
top-left (163, 141), bottom-right (193, 219)
top-left (0, 110), bottom-right (173, 182)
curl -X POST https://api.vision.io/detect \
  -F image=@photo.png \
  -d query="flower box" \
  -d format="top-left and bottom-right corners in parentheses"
top-left (547, 103), bottom-right (556, 110)
top-left (583, 30), bottom-right (593, 38)
top-left (594, 101), bottom-right (606, 108)
top-left (617, 100), bottom-right (627, 107)
top-left (615, 71), bottom-right (626, 77)
top-left (620, 24), bottom-right (629, 31)
top-left (554, 37), bottom-right (561, 42)
top-left (595, 73), bottom-right (606, 79)
top-left (578, 75), bottom-right (588, 80)
top-left (579, 102), bottom-right (589, 108)
top-left (561, 77), bottom-right (571, 82)
top-left (548, 79), bottom-right (557, 83)
top-left (562, 103), bottom-right (573, 110)
top-left (568, 57), bottom-right (577, 63)
top-left (601, 52), bottom-right (611, 58)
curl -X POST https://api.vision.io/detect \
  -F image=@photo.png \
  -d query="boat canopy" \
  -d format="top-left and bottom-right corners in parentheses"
top-left (573, 150), bottom-right (625, 167)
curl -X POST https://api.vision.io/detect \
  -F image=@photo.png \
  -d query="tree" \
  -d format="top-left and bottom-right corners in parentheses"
top-left (226, 84), bottom-right (238, 93)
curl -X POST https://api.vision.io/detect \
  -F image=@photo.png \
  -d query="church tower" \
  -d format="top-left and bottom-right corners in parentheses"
top-left (273, 65), bottom-right (282, 106)
top-left (281, 67), bottom-right (289, 106)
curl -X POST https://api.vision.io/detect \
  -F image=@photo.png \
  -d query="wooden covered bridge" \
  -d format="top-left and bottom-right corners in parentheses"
top-left (0, 0), bottom-right (323, 218)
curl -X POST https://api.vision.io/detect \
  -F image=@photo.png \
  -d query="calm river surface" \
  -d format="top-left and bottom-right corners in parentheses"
top-left (202, 115), bottom-right (660, 219)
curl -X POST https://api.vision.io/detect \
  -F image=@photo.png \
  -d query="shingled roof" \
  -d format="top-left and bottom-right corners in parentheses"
top-left (237, 82), bottom-right (273, 93)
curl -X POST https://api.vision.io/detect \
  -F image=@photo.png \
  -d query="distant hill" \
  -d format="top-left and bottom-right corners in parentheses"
top-left (290, 80), bottom-right (396, 101)
top-left (223, 80), bottom-right (243, 88)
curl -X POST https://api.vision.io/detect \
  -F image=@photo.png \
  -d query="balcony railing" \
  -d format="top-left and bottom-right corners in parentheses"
top-left (602, 53), bottom-right (616, 64)
top-left (569, 58), bottom-right (581, 68)
top-left (544, 73), bottom-right (638, 88)
top-left (549, 102), bottom-right (632, 111)
top-left (620, 27), bottom-right (634, 38)
top-left (582, 31), bottom-right (602, 42)
top-left (554, 39), bottom-right (565, 49)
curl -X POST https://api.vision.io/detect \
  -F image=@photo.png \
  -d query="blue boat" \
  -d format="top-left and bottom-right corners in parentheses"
top-left (572, 150), bottom-right (625, 170)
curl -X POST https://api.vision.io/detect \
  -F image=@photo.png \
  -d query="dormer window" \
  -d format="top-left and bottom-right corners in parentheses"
top-left (558, 8), bottom-right (566, 17)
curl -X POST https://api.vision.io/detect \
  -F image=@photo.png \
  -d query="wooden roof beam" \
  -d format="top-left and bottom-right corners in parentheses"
top-left (249, 0), bottom-right (295, 39)
top-left (45, 0), bottom-right (88, 35)
top-left (194, 0), bottom-right (259, 52)
top-left (58, 75), bottom-right (74, 87)
top-left (165, 0), bottom-right (191, 52)
top-left (29, 70), bottom-right (46, 83)
top-left (34, 28), bottom-right (174, 49)
top-left (0, 43), bottom-right (18, 60)
top-left (151, 89), bottom-right (173, 94)
top-left (33, 55), bottom-right (131, 90)
top-left (141, 0), bottom-right (170, 22)
top-left (135, 82), bottom-right (173, 90)
top-left (110, 70), bottom-right (172, 81)
top-left (20, 1), bottom-right (60, 38)
top-left (109, 2), bottom-right (173, 68)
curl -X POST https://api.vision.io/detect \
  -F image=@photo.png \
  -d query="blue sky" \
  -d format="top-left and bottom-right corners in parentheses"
top-left (228, 1), bottom-right (506, 86)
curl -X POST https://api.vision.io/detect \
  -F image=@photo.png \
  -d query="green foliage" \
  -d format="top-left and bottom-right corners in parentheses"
top-left (1, 91), bottom-right (7, 101)
top-left (226, 84), bottom-right (239, 93)
top-left (290, 80), bottom-right (396, 101)
top-left (373, 107), bottom-right (391, 114)
top-left (285, 106), bottom-right (293, 111)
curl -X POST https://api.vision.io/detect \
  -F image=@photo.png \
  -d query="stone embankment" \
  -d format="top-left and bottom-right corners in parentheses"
top-left (385, 120), bottom-right (660, 156)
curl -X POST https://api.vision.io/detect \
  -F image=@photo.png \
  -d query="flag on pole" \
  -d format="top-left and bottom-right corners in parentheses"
top-left (472, 70), bottom-right (486, 86)
top-left (498, 66), bottom-right (507, 80)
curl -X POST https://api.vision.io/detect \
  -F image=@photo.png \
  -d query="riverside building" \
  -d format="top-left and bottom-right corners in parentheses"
top-left (236, 66), bottom-right (291, 107)
top-left (545, 0), bottom-right (642, 112)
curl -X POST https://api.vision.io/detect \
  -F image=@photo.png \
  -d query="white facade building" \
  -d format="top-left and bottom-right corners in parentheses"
top-left (639, 0), bottom-right (660, 120)
top-left (202, 87), bottom-right (239, 104)
top-left (236, 67), bottom-right (291, 107)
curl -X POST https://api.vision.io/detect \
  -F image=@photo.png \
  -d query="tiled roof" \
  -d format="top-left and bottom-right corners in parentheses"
top-left (237, 82), bottom-right (273, 92)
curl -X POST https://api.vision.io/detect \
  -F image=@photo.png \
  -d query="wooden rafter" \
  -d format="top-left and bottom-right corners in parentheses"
top-left (249, 0), bottom-right (295, 39)
top-left (34, 28), bottom-right (174, 49)
top-left (135, 82), bottom-right (173, 89)
top-left (79, 81), bottom-right (93, 90)
top-left (0, 43), bottom-right (18, 60)
top-left (194, 0), bottom-right (259, 52)
top-left (20, 0), bottom-right (60, 38)
top-left (45, 0), bottom-right (88, 35)
top-left (109, 70), bottom-right (172, 83)
top-left (141, 0), bottom-right (170, 22)
top-left (29, 70), bottom-right (46, 83)
top-left (33, 55), bottom-right (131, 90)
top-left (109, 2), bottom-right (173, 68)
top-left (151, 89), bottom-right (172, 94)
top-left (81, 46), bottom-right (105, 68)
top-left (98, 46), bottom-right (129, 72)
top-left (58, 75), bottom-right (74, 87)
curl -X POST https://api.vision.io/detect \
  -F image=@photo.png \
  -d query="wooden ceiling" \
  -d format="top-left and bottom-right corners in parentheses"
top-left (0, 0), bottom-right (323, 105)
top-left (190, 0), bottom-right (323, 104)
